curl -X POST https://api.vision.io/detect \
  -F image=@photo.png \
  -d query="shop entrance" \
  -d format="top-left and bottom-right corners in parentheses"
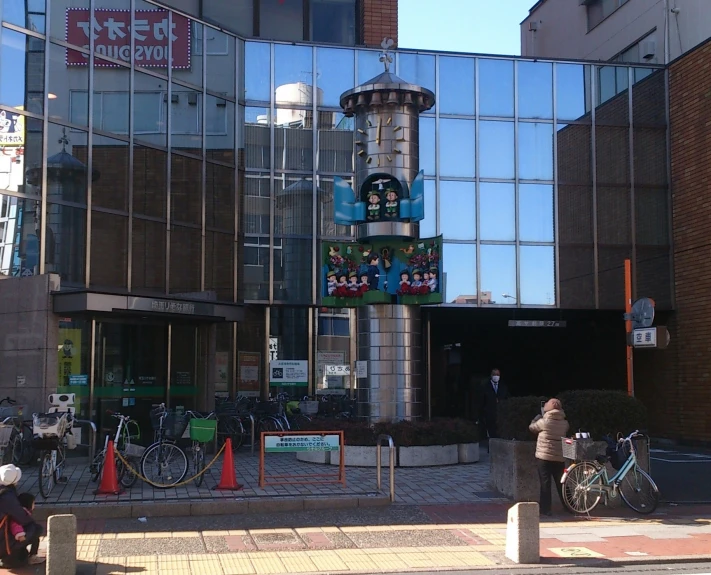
top-left (93, 320), bottom-right (200, 447)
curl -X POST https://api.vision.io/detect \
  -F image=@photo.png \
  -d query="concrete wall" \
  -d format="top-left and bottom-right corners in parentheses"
top-left (521, 0), bottom-right (711, 64)
top-left (0, 274), bottom-right (59, 415)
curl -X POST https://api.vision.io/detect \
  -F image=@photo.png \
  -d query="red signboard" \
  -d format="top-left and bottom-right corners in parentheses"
top-left (65, 9), bottom-right (191, 69)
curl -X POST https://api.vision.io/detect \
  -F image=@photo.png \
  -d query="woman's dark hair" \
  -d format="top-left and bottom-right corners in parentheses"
top-left (367, 253), bottom-right (379, 264)
top-left (17, 492), bottom-right (34, 510)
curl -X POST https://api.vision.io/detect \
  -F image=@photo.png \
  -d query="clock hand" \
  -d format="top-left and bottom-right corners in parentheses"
top-left (376, 117), bottom-right (382, 145)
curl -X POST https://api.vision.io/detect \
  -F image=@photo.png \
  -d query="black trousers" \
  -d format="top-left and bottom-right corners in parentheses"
top-left (8, 522), bottom-right (42, 562)
top-left (537, 458), bottom-right (566, 514)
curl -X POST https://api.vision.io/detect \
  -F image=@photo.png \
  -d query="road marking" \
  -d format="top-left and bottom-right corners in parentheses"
top-left (650, 449), bottom-right (677, 453)
top-left (624, 551), bottom-right (648, 556)
top-left (548, 547), bottom-right (604, 558)
top-left (652, 457), bottom-right (711, 463)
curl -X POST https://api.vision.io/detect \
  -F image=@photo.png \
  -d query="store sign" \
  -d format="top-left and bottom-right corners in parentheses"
top-left (269, 360), bottom-right (308, 387)
top-left (264, 434), bottom-right (340, 453)
top-left (356, 360), bottom-right (367, 378)
top-left (238, 351), bottom-right (260, 397)
top-left (65, 9), bottom-right (191, 69)
top-left (0, 109), bottom-right (24, 147)
top-left (508, 320), bottom-right (567, 328)
top-left (324, 365), bottom-right (350, 376)
top-left (633, 327), bottom-right (657, 348)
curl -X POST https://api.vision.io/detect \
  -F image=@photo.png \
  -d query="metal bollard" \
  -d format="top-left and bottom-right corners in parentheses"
top-left (376, 434), bottom-right (396, 502)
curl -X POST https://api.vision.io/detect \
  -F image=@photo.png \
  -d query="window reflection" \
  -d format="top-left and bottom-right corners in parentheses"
top-left (357, 50), bottom-right (382, 84)
top-left (398, 53), bottom-right (435, 101)
top-left (0, 195), bottom-right (42, 278)
top-left (479, 121), bottom-right (514, 179)
top-left (480, 245), bottom-right (515, 305)
top-left (318, 112), bottom-right (353, 173)
top-left (317, 48), bottom-right (354, 107)
top-left (419, 180), bottom-right (436, 238)
top-left (556, 63), bottom-right (591, 122)
top-left (520, 245), bottom-right (555, 305)
top-left (46, 203), bottom-right (86, 286)
top-left (440, 181), bottom-right (475, 240)
top-left (275, 121), bottom-right (313, 172)
top-left (3, 0), bottom-right (46, 33)
top-left (311, 0), bottom-right (355, 45)
top-left (317, 176), bottom-right (353, 239)
top-left (260, 0), bottom-right (304, 42)
top-left (443, 243), bottom-right (476, 304)
top-left (439, 119), bottom-right (474, 178)
top-left (1, 29), bottom-right (45, 114)
top-left (518, 61), bottom-right (553, 119)
top-left (480, 183), bottom-right (515, 241)
top-left (245, 42), bottom-right (270, 102)
top-left (419, 117), bottom-right (435, 176)
top-left (205, 29), bottom-right (235, 99)
top-left (478, 59), bottom-right (513, 117)
top-left (518, 123), bottom-right (553, 181)
top-left (245, 106), bottom-right (270, 169)
top-left (275, 45), bottom-right (313, 105)
top-left (519, 184), bottom-right (554, 242)
top-left (439, 56), bottom-right (474, 115)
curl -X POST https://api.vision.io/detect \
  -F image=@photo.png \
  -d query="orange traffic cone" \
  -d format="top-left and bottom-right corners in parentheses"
top-left (215, 438), bottom-right (242, 490)
top-left (95, 440), bottom-right (123, 495)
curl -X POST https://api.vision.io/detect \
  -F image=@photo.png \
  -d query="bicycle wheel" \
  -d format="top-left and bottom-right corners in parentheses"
top-left (89, 449), bottom-right (105, 482)
top-left (38, 451), bottom-right (54, 499)
top-left (258, 417), bottom-right (281, 433)
top-left (562, 461), bottom-right (603, 514)
top-left (9, 428), bottom-right (23, 465)
top-left (18, 422), bottom-right (35, 466)
top-left (619, 466), bottom-right (659, 514)
top-left (194, 446), bottom-right (205, 488)
top-left (120, 455), bottom-right (139, 489)
top-left (219, 415), bottom-right (244, 450)
top-left (140, 442), bottom-right (188, 488)
top-left (290, 414), bottom-right (311, 430)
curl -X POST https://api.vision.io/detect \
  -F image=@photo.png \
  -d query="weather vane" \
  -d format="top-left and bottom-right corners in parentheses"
top-left (380, 38), bottom-right (394, 72)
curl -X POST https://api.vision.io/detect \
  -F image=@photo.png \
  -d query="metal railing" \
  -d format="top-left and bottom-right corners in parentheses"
top-left (376, 434), bottom-right (396, 502)
top-left (74, 419), bottom-right (97, 462)
top-left (249, 414), bottom-right (256, 455)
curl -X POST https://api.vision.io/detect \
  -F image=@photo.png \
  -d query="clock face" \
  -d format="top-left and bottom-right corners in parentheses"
top-left (355, 115), bottom-right (405, 166)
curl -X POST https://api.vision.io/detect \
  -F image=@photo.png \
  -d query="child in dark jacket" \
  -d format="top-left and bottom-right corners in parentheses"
top-left (9, 493), bottom-right (36, 549)
top-left (0, 465), bottom-right (44, 567)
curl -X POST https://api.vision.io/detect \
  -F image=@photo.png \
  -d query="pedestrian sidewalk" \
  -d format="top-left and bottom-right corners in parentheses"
top-left (6, 502), bottom-right (711, 574)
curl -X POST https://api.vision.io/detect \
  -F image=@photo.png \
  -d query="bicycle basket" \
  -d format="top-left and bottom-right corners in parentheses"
top-left (0, 405), bottom-right (24, 419)
top-left (561, 438), bottom-right (594, 461)
top-left (299, 401), bottom-right (319, 415)
top-left (189, 418), bottom-right (217, 443)
top-left (254, 401), bottom-right (281, 416)
top-left (33, 412), bottom-right (68, 439)
top-left (0, 424), bottom-right (13, 449)
top-left (159, 413), bottom-right (190, 441)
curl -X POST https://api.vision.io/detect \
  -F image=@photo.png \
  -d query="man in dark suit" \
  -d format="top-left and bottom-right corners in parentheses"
top-left (478, 368), bottom-right (509, 439)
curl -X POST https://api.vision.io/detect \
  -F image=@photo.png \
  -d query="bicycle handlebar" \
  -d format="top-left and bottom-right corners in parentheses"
top-left (0, 397), bottom-right (16, 406)
top-left (620, 430), bottom-right (644, 444)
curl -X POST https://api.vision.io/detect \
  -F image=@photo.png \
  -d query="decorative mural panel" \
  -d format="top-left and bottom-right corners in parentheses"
top-left (321, 236), bottom-right (443, 306)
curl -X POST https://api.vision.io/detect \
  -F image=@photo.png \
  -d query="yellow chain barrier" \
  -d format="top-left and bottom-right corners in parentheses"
top-left (114, 441), bottom-right (226, 489)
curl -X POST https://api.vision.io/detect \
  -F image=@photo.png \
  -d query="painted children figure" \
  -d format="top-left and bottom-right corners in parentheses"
top-left (397, 270), bottom-right (411, 295)
top-left (366, 253), bottom-right (380, 290)
top-left (326, 271), bottom-right (337, 296)
top-left (336, 273), bottom-right (349, 297)
top-left (384, 189), bottom-right (399, 218)
top-left (411, 269), bottom-right (423, 290)
top-left (359, 273), bottom-right (369, 295)
top-left (422, 272), bottom-right (430, 295)
top-left (428, 268), bottom-right (438, 292)
top-left (348, 272), bottom-right (360, 296)
top-left (366, 190), bottom-right (381, 221)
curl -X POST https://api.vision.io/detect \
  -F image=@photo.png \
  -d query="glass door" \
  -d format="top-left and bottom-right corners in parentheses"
top-left (170, 324), bottom-right (199, 414)
top-left (94, 321), bottom-right (168, 447)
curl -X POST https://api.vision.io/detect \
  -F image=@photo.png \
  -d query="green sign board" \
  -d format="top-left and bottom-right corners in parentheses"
top-left (264, 434), bottom-right (341, 453)
top-left (269, 360), bottom-right (308, 387)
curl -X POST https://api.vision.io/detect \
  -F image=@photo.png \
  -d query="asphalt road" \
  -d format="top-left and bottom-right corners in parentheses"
top-left (650, 446), bottom-right (711, 503)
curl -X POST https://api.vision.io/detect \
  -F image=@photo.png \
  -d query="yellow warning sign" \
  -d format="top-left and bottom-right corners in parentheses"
top-left (548, 547), bottom-right (604, 558)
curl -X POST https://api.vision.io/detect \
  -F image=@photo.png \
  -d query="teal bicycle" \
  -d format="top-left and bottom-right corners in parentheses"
top-left (560, 430), bottom-right (660, 515)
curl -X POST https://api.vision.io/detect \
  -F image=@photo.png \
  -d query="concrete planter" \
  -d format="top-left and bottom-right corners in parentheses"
top-left (399, 444), bottom-right (458, 467)
top-left (458, 443), bottom-right (480, 464)
top-left (296, 451), bottom-right (330, 464)
top-left (328, 445), bottom-right (393, 467)
top-left (490, 437), bottom-right (650, 503)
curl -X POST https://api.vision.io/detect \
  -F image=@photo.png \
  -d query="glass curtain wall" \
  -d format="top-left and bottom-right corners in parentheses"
top-left (1, 2), bottom-right (669, 316)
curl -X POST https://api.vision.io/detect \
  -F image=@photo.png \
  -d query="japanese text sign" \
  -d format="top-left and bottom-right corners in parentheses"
top-left (65, 9), bottom-right (191, 69)
top-left (633, 327), bottom-right (657, 348)
top-left (264, 434), bottom-right (341, 453)
top-left (324, 365), bottom-right (350, 376)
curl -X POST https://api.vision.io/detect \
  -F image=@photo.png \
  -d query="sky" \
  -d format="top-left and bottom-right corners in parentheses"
top-left (398, 0), bottom-right (534, 56)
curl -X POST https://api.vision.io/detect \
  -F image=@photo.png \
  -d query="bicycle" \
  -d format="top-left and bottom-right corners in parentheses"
top-left (0, 423), bottom-right (15, 465)
top-left (0, 397), bottom-right (33, 465)
top-left (89, 411), bottom-right (140, 489)
top-left (185, 411), bottom-right (217, 488)
top-left (32, 411), bottom-right (74, 499)
top-left (139, 404), bottom-right (189, 488)
top-left (560, 430), bottom-right (660, 515)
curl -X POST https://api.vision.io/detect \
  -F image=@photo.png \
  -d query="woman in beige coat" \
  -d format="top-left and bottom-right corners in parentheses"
top-left (529, 398), bottom-right (570, 515)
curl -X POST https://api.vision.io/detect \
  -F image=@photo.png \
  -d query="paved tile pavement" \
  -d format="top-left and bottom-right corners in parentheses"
top-left (5, 502), bottom-right (711, 574)
top-left (23, 449), bottom-right (500, 507)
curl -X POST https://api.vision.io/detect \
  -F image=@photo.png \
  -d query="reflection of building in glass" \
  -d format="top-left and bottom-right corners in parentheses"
top-left (452, 293), bottom-right (492, 305)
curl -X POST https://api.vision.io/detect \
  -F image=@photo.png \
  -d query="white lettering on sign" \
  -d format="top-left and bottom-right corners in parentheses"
top-left (264, 434), bottom-right (341, 453)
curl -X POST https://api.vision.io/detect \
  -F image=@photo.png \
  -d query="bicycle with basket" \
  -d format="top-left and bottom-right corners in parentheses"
top-left (185, 412), bottom-right (218, 488)
top-left (138, 404), bottom-right (190, 488)
top-left (32, 394), bottom-right (79, 498)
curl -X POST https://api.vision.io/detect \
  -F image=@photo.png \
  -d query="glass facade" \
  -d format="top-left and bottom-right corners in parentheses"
top-left (0, 0), bottom-right (670, 398)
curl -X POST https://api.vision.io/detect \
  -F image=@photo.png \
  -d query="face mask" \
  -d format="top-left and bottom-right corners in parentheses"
top-left (491, 375), bottom-right (500, 383)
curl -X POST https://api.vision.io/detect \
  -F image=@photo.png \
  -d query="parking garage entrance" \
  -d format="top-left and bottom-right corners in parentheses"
top-left (425, 308), bottom-right (628, 420)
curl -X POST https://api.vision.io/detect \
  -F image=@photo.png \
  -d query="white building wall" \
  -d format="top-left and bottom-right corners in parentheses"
top-left (521, 0), bottom-right (711, 64)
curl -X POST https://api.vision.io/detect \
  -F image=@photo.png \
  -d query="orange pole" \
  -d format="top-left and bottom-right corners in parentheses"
top-left (624, 259), bottom-right (634, 397)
